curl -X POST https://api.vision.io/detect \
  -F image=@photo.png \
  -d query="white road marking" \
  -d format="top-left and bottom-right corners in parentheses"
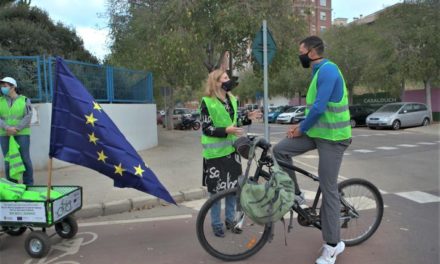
top-left (181, 199), bottom-right (207, 211)
top-left (301, 155), bottom-right (318, 159)
top-left (270, 132), bottom-right (287, 135)
top-left (343, 152), bottom-right (351, 156)
top-left (78, 214), bottom-right (192, 227)
top-left (395, 191), bottom-right (440, 204)
top-left (380, 189), bottom-right (388, 195)
top-left (397, 144), bottom-right (417, 148)
top-left (376, 146), bottom-right (399, 150)
top-left (417, 142), bottom-right (437, 145)
top-left (353, 149), bottom-right (375, 153)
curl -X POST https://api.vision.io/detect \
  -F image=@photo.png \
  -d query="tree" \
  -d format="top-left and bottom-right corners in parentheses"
top-left (106, 0), bottom-right (307, 128)
top-left (0, 2), bottom-right (99, 99)
top-left (374, 0), bottom-right (440, 116)
top-left (322, 24), bottom-right (378, 103)
top-left (0, 2), bottom-right (97, 62)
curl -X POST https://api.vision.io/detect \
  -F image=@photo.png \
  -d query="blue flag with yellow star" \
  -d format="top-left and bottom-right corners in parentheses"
top-left (49, 57), bottom-right (175, 204)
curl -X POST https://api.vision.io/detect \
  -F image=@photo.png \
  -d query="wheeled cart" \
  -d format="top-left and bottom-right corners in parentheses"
top-left (0, 185), bottom-right (82, 258)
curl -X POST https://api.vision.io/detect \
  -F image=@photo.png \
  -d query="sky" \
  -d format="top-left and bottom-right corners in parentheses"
top-left (30, 0), bottom-right (402, 62)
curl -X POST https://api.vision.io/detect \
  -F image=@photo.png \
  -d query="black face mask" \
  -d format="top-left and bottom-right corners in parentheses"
top-left (221, 80), bottom-right (235, 92)
top-left (298, 51), bottom-right (312, 68)
top-left (298, 44), bottom-right (323, 68)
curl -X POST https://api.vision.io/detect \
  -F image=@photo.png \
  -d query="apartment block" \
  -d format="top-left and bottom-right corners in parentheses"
top-left (293, 0), bottom-right (332, 35)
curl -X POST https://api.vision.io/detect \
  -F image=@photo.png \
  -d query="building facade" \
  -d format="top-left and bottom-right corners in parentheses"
top-left (293, 0), bottom-right (332, 35)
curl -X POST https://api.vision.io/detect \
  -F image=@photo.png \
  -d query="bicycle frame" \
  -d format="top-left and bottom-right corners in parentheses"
top-left (247, 144), bottom-right (325, 230)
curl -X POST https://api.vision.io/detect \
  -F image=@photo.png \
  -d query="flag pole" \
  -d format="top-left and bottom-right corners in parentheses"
top-left (46, 158), bottom-right (52, 201)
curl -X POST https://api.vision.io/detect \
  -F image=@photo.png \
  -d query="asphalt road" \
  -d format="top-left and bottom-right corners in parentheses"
top-left (1, 124), bottom-right (439, 264)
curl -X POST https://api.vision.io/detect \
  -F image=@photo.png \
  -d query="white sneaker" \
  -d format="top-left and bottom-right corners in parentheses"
top-left (315, 241), bottom-right (345, 264)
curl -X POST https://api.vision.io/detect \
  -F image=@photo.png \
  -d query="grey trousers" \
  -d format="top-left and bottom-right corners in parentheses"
top-left (273, 135), bottom-right (350, 244)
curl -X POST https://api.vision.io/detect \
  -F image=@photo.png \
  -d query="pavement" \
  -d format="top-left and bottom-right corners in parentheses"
top-left (33, 126), bottom-right (206, 219)
top-left (31, 122), bottom-right (439, 219)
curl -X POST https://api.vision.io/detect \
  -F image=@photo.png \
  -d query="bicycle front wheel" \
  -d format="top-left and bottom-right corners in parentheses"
top-left (196, 187), bottom-right (272, 261)
top-left (338, 178), bottom-right (384, 246)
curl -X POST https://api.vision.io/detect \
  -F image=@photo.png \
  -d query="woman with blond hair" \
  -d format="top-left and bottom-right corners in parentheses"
top-left (200, 69), bottom-right (260, 237)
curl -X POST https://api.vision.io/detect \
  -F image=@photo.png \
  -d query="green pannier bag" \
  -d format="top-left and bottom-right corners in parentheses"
top-left (238, 137), bottom-right (295, 225)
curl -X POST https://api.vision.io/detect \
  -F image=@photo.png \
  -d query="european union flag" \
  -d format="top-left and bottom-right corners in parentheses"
top-left (49, 57), bottom-right (175, 204)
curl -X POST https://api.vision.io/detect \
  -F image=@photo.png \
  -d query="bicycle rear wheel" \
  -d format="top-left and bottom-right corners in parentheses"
top-left (338, 178), bottom-right (384, 246)
top-left (196, 187), bottom-right (272, 261)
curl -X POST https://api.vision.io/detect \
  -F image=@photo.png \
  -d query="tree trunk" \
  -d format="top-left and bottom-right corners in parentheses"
top-left (166, 88), bottom-right (174, 130)
top-left (399, 79), bottom-right (406, 101)
top-left (424, 79), bottom-right (433, 121)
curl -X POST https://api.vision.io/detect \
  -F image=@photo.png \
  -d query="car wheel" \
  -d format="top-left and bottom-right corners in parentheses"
top-left (290, 117), bottom-right (295, 124)
top-left (422, 118), bottom-right (430, 126)
top-left (392, 120), bottom-right (401, 130)
top-left (368, 126), bottom-right (376, 130)
top-left (350, 119), bottom-right (356, 128)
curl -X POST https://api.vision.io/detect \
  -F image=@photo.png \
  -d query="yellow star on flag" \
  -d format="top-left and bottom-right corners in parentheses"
top-left (88, 132), bottom-right (99, 145)
top-left (134, 164), bottom-right (145, 177)
top-left (93, 101), bottom-right (102, 112)
top-left (85, 113), bottom-right (98, 126)
top-left (114, 163), bottom-right (125, 176)
top-left (97, 150), bottom-right (108, 163)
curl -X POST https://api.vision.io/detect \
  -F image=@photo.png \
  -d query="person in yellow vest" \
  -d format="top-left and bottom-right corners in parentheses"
top-left (200, 69), bottom-right (261, 237)
top-left (0, 77), bottom-right (34, 185)
top-left (273, 36), bottom-right (351, 264)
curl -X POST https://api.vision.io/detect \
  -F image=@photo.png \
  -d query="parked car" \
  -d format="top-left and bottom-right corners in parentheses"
top-left (276, 105), bottom-right (306, 124)
top-left (245, 104), bottom-right (259, 111)
top-left (349, 105), bottom-right (376, 128)
top-left (293, 105), bottom-right (376, 127)
top-left (172, 108), bottom-right (192, 128)
top-left (191, 109), bottom-right (200, 120)
top-left (156, 111), bottom-right (164, 125)
top-left (267, 105), bottom-right (291, 123)
top-left (293, 113), bottom-right (306, 123)
top-left (366, 102), bottom-right (430, 130)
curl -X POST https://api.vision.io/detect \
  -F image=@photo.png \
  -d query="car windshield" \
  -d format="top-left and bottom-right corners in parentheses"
top-left (271, 106), bottom-right (284, 112)
top-left (376, 104), bottom-right (403, 113)
top-left (175, 108), bottom-right (191, 114)
top-left (285, 107), bottom-right (299, 113)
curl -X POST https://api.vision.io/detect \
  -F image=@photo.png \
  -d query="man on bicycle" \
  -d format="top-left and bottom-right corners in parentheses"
top-left (273, 35), bottom-right (351, 264)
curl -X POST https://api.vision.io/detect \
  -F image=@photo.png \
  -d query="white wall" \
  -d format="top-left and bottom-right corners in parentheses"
top-left (268, 96), bottom-right (290, 106)
top-left (0, 103), bottom-right (158, 171)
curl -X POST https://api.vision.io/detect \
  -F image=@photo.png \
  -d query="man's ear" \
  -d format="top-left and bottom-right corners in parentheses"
top-left (309, 48), bottom-right (320, 59)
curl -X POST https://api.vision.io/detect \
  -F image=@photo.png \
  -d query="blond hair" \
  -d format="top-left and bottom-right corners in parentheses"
top-left (204, 69), bottom-right (232, 99)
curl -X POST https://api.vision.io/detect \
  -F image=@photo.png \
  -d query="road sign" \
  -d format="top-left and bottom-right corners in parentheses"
top-left (252, 26), bottom-right (277, 66)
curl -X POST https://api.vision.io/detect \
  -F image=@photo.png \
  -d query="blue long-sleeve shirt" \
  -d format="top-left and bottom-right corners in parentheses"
top-left (299, 59), bottom-right (344, 133)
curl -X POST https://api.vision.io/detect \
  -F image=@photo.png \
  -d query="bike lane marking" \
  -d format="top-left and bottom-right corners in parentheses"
top-left (78, 214), bottom-right (192, 228)
top-left (24, 232), bottom-right (98, 264)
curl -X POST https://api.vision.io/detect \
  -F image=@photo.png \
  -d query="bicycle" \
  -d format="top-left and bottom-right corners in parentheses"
top-left (196, 136), bottom-right (384, 261)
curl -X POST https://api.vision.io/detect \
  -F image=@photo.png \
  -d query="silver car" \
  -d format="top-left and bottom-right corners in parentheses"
top-left (366, 102), bottom-right (430, 130)
top-left (276, 106), bottom-right (306, 124)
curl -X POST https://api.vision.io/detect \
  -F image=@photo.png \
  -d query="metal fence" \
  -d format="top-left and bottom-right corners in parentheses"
top-left (0, 56), bottom-right (154, 103)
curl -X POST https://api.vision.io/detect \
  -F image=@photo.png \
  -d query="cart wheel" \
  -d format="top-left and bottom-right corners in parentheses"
top-left (55, 215), bottom-right (78, 239)
top-left (25, 231), bottom-right (51, 258)
top-left (5, 226), bottom-right (27, 236)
